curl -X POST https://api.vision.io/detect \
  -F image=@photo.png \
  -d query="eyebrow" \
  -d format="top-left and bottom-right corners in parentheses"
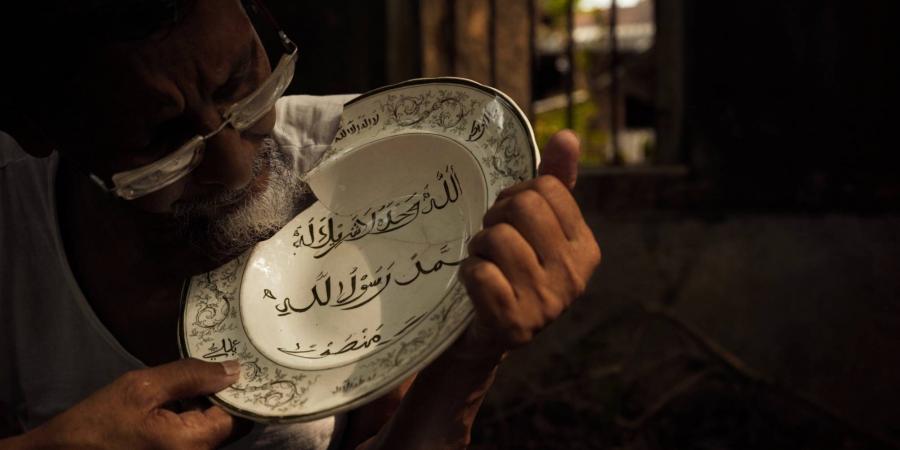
top-left (135, 41), bottom-right (259, 158)
top-left (214, 41), bottom-right (259, 102)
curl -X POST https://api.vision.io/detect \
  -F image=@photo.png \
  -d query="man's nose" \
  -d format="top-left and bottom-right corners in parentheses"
top-left (190, 126), bottom-right (256, 192)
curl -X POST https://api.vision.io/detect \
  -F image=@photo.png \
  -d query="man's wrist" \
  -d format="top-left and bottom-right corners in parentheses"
top-left (425, 330), bottom-right (506, 378)
top-left (1, 431), bottom-right (38, 450)
top-left (7, 419), bottom-right (87, 450)
top-left (441, 321), bottom-right (509, 364)
top-left (442, 341), bottom-right (506, 366)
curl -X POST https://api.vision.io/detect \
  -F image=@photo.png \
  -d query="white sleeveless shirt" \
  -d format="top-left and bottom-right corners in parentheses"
top-left (0, 95), bottom-right (356, 449)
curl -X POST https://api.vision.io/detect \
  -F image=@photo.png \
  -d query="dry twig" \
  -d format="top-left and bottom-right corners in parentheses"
top-left (641, 304), bottom-right (900, 450)
top-left (617, 367), bottom-right (713, 430)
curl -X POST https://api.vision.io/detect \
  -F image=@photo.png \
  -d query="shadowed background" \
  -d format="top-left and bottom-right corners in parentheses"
top-left (267, 1), bottom-right (900, 448)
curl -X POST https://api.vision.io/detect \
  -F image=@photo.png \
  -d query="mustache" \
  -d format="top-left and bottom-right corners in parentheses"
top-left (170, 136), bottom-right (312, 262)
top-left (172, 138), bottom-right (276, 219)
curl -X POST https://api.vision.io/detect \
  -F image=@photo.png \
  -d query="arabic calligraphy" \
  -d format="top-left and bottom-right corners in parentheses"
top-left (291, 165), bottom-right (463, 259)
top-left (335, 113), bottom-right (380, 142)
top-left (264, 244), bottom-right (462, 317)
top-left (277, 314), bottom-right (427, 360)
top-left (468, 111), bottom-right (491, 142)
top-left (203, 338), bottom-right (240, 360)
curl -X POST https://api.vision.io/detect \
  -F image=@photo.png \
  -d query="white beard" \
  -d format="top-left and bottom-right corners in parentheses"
top-left (173, 137), bottom-right (310, 260)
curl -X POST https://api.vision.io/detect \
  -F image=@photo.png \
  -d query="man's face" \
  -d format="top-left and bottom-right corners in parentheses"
top-left (48, 0), bottom-right (308, 259)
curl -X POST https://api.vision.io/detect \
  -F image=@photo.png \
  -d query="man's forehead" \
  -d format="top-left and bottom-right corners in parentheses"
top-left (53, 0), bottom-right (259, 155)
top-left (55, 0), bottom-right (187, 42)
top-left (106, 0), bottom-right (255, 86)
top-left (99, 26), bottom-right (258, 110)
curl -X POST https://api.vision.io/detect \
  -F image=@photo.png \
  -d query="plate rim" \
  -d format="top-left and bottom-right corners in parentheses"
top-left (179, 76), bottom-right (538, 422)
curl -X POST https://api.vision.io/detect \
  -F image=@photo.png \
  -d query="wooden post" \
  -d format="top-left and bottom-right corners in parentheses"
top-left (420, 0), bottom-right (453, 76)
top-left (565, 0), bottom-right (575, 129)
top-left (386, 0), bottom-right (421, 83)
top-left (493, 0), bottom-right (533, 111)
top-left (610, 0), bottom-right (622, 164)
top-left (420, 0), bottom-right (534, 112)
top-left (655, 0), bottom-right (685, 165)
top-left (454, 0), bottom-right (492, 84)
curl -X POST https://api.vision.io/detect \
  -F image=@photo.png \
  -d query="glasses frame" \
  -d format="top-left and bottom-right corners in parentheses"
top-left (90, 0), bottom-right (298, 200)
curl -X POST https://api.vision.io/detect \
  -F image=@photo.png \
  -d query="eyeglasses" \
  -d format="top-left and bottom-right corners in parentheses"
top-left (90, 1), bottom-right (297, 200)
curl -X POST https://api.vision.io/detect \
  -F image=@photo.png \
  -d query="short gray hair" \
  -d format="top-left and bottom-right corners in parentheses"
top-left (0, 0), bottom-right (195, 122)
top-left (47, 0), bottom-right (189, 41)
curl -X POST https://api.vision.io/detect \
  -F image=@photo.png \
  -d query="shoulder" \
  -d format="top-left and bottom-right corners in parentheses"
top-left (0, 130), bottom-right (57, 246)
top-left (273, 95), bottom-right (358, 174)
top-left (273, 94), bottom-right (358, 150)
top-left (0, 130), bottom-right (55, 193)
top-left (0, 130), bottom-right (54, 198)
top-left (0, 130), bottom-right (28, 168)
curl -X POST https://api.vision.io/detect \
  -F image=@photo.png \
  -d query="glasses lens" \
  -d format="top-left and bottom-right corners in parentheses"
top-left (226, 49), bottom-right (297, 131)
top-left (111, 137), bottom-right (204, 199)
top-left (104, 28), bottom-right (297, 201)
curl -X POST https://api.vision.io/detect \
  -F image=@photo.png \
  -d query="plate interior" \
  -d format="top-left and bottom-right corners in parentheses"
top-left (241, 133), bottom-right (486, 370)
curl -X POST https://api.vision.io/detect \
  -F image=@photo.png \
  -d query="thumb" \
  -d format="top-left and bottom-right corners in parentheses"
top-left (148, 358), bottom-right (240, 406)
top-left (538, 129), bottom-right (580, 190)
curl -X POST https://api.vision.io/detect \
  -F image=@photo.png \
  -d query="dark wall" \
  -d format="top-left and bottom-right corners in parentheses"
top-left (681, 0), bottom-right (900, 212)
top-left (473, 4), bottom-right (900, 447)
top-left (265, 1), bottom-right (389, 96)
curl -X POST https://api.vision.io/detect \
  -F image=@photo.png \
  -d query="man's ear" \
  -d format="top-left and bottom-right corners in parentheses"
top-left (1, 111), bottom-right (55, 157)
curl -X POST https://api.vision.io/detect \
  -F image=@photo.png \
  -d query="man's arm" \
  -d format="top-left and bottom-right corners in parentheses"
top-left (344, 130), bottom-right (600, 450)
top-left (0, 359), bottom-right (239, 450)
top-left (341, 376), bottom-right (416, 449)
top-left (355, 342), bottom-right (503, 449)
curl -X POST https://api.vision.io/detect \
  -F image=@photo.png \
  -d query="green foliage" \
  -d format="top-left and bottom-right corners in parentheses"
top-left (541, 0), bottom-right (579, 23)
top-left (534, 100), bottom-right (609, 168)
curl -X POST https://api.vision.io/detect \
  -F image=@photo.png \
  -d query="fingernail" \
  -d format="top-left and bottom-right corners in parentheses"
top-left (222, 360), bottom-right (241, 378)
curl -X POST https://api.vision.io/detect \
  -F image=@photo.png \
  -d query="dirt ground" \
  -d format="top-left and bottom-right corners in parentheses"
top-left (469, 212), bottom-right (900, 449)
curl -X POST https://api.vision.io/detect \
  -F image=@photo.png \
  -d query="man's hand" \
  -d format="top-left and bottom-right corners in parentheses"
top-left (459, 130), bottom-right (601, 354)
top-left (9, 359), bottom-right (239, 450)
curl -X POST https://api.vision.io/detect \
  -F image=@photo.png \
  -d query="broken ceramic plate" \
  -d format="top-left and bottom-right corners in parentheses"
top-left (179, 77), bottom-right (538, 422)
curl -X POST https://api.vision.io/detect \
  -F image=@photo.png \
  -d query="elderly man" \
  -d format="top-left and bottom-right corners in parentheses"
top-left (0, 1), bottom-right (599, 448)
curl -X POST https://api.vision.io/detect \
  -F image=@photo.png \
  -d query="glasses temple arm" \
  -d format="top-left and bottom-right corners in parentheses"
top-left (246, 0), bottom-right (296, 52)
